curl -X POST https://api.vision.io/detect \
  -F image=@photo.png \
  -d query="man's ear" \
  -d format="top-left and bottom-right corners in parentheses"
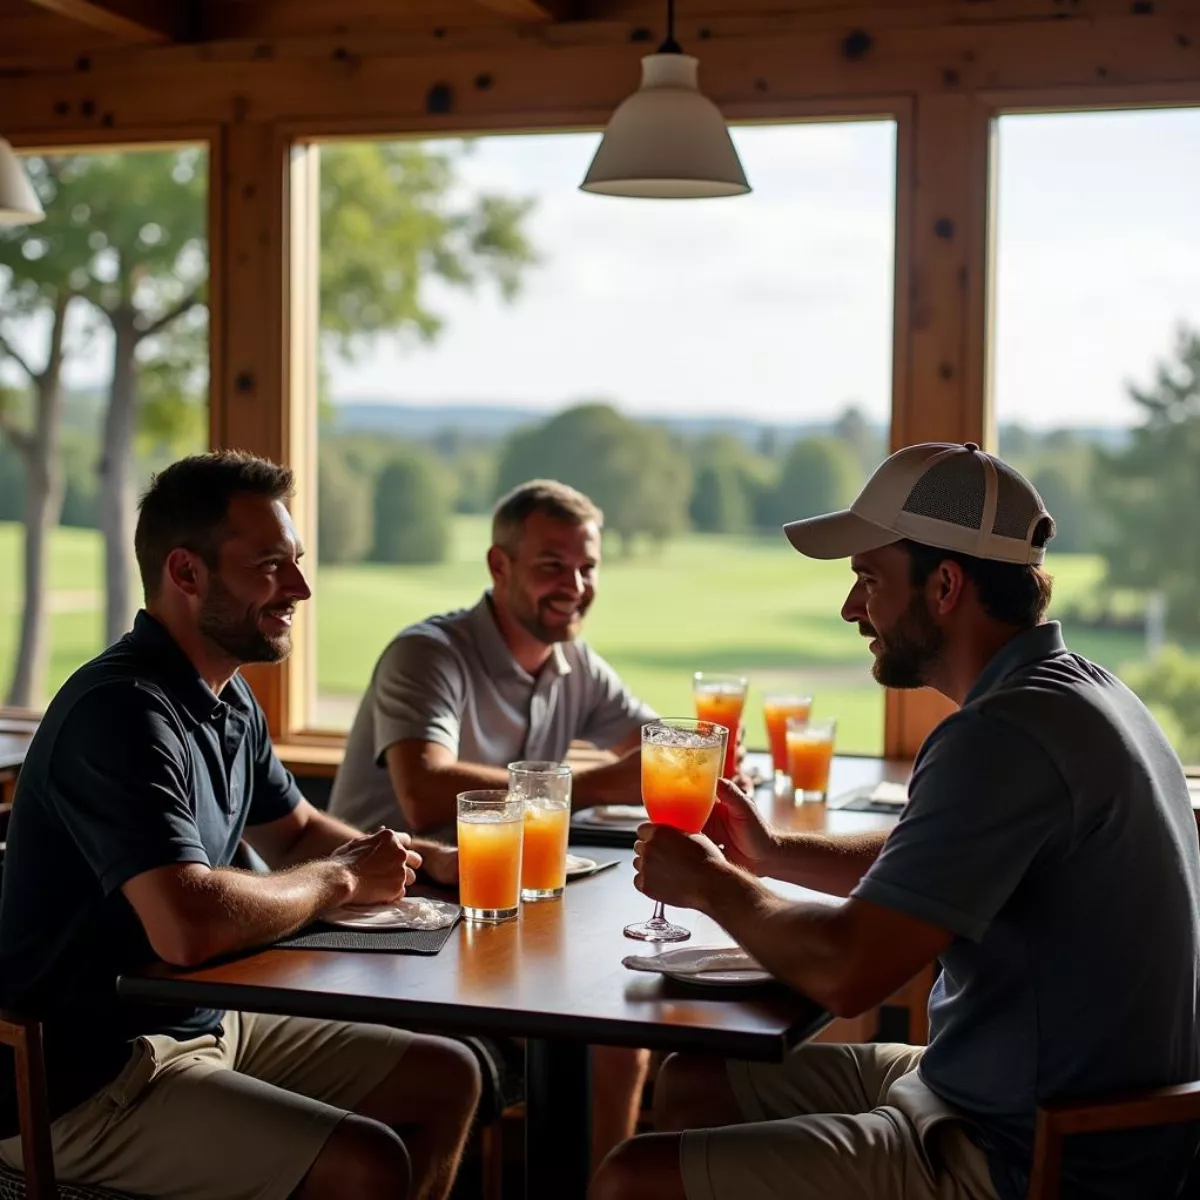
top-left (486, 544), bottom-right (508, 587)
top-left (164, 547), bottom-right (205, 599)
top-left (934, 559), bottom-right (968, 616)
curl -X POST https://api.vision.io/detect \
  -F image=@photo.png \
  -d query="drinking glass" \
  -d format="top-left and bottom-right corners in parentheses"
top-left (509, 760), bottom-right (572, 902)
top-left (624, 718), bottom-right (727, 944)
top-left (692, 673), bottom-right (747, 779)
top-left (785, 717), bottom-right (837, 803)
top-left (456, 790), bottom-right (524, 922)
top-left (762, 693), bottom-right (814, 785)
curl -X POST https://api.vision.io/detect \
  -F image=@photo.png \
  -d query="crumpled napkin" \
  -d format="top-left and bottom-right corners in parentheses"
top-left (622, 946), bottom-right (764, 977)
top-left (326, 897), bottom-right (459, 930)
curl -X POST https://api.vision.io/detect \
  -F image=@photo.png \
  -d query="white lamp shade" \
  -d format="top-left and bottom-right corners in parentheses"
top-left (0, 139), bottom-right (44, 226)
top-left (581, 53), bottom-right (750, 199)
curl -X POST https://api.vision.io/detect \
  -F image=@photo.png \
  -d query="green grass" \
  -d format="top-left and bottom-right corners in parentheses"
top-left (1, 518), bottom-right (1191, 757)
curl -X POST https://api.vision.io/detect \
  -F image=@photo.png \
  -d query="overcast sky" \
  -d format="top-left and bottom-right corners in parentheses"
top-left (34, 106), bottom-right (1200, 431)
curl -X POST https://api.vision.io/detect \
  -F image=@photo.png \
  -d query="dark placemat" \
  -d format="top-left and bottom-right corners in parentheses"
top-left (569, 820), bottom-right (638, 849)
top-left (275, 916), bottom-right (460, 955)
top-left (828, 784), bottom-right (908, 814)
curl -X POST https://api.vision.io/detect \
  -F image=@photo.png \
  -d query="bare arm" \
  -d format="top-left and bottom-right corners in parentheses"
top-left (245, 798), bottom-right (368, 868)
top-left (704, 780), bottom-right (888, 897)
top-left (122, 827), bottom-right (419, 968)
top-left (123, 859), bottom-right (354, 968)
top-left (635, 824), bottom-right (949, 1017)
top-left (763, 830), bottom-right (890, 896)
top-left (385, 738), bottom-right (645, 833)
top-left (702, 866), bottom-right (951, 1016)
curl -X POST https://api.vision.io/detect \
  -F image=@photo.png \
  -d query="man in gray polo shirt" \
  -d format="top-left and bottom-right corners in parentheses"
top-left (330, 479), bottom-right (655, 838)
top-left (593, 443), bottom-right (1200, 1200)
top-left (330, 478), bottom-right (657, 1167)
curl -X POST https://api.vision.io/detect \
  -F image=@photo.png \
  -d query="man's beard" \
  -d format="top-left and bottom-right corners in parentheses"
top-left (865, 592), bottom-right (945, 690)
top-left (198, 575), bottom-right (292, 665)
top-left (509, 582), bottom-right (590, 646)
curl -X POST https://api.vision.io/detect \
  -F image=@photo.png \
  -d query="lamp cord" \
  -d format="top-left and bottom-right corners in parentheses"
top-left (659, 0), bottom-right (682, 53)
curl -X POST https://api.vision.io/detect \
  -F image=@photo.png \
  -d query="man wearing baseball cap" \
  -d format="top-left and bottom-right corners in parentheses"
top-left (593, 444), bottom-right (1200, 1200)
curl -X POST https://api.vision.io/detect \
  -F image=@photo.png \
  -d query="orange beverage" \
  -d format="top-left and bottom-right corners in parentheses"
top-left (693, 674), bottom-right (747, 778)
top-left (763, 694), bottom-right (813, 774)
top-left (642, 739), bottom-right (724, 831)
top-left (457, 791), bottom-right (524, 921)
top-left (785, 718), bottom-right (837, 802)
top-left (521, 803), bottom-right (570, 898)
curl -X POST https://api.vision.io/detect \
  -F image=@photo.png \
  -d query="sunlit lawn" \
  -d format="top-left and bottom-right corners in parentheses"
top-left (0, 519), bottom-right (1184, 757)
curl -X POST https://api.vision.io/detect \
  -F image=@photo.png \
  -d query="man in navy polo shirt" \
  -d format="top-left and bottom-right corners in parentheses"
top-left (593, 443), bottom-right (1200, 1200)
top-left (0, 452), bottom-right (481, 1200)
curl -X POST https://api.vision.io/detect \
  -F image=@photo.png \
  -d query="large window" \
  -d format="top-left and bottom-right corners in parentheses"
top-left (311, 122), bottom-right (897, 754)
top-left (992, 108), bottom-right (1200, 763)
top-left (0, 145), bottom-right (209, 709)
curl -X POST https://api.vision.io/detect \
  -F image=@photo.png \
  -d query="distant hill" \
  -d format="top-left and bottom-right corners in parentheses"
top-left (327, 398), bottom-right (1132, 451)
top-left (330, 399), bottom-right (853, 445)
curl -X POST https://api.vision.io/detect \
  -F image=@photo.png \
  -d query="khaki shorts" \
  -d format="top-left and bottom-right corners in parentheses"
top-left (681, 1042), bottom-right (1000, 1200)
top-left (0, 1010), bottom-right (412, 1200)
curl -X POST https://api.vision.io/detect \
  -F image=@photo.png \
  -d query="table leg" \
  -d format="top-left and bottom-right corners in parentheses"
top-left (525, 1038), bottom-right (591, 1199)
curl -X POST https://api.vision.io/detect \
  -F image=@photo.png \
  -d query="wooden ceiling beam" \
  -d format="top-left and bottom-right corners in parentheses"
top-left (25, 0), bottom-right (195, 43)
top-left (471, 0), bottom-right (582, 22)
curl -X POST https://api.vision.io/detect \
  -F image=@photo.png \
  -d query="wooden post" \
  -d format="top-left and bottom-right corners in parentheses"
top-left (886, 90), bottom-right (994, 760)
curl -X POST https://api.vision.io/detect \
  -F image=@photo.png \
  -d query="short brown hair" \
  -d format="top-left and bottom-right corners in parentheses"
top-left (135, 451), bottom-right (294, 599)
top-left (900, 517), bottom-right (1055, 627)
top-left (492, 479), bottom-right (603, 554)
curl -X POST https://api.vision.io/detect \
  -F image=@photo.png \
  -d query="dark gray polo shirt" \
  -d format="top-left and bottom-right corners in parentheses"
top-left (854, 622), bottom-right (1200, 1200)
top-left (329, 592), bottom-right (656, 834)
top-left (0, 612), bottom-right (302, 1137)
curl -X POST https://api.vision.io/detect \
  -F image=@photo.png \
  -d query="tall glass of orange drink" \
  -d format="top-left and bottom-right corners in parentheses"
top-left (624, 718), bottom-right (727, 944)
top-left (509, 760), bottom-right (572, 902)
top-left (457, 790), bottom-right (524, 922)
top-left (762, 693), bottom-right (813, 782)
top-left (785, 718), bottom-right (837, 803)
top-left (692, 673), bottom-right (747, 778)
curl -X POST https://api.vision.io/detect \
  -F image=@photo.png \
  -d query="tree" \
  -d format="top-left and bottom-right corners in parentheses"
top-left (0, 149), bottom-right (208, 661)
top-left (1099, 328), bottom-right (1200, 637)
top-left (758, 437), bottom-right (860, 531)
top-left (371, 452), bottom-right (450, 565)
top-left (318, 142), bottom-right (537, 357)
top-left (688, 433), bottom-right (763, 534)
top-left (1123, 647), bottom-right (1200, 763)
top-left (493, 403), bottom-right (692, 554)
top-left (318, 448), bottom-right (373, 564)
top-left (832, 404), bottom-right (884, 476)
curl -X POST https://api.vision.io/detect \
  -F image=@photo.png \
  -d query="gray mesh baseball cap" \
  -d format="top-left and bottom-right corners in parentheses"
top-left (783, 442), bottom-right (1055, 565)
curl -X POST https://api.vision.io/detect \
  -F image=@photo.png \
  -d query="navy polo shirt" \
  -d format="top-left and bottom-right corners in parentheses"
top-left (855, 623), bottom-right (1200, 1199)
top-left (0, 612), bottom-right (302, 1137)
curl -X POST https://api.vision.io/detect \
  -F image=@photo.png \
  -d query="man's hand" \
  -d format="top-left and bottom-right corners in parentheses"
top-left (329, 828), bottom-right (422, 907)
top-left (633, 823), bottom-right (732, 912)
top-left (704, 779), bottom-right (779, 876)
top-left (415, 839), bottom-right (459, 887)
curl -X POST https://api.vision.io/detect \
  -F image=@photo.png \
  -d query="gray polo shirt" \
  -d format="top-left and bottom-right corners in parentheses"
top-left (329, 593), bottom-right (657, 834)
top-left (854, 622), bottom-right (1200, 1200)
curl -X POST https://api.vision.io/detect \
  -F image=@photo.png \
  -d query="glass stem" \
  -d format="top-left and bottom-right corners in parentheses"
top-left (650, 901), bottom-right (668, 925)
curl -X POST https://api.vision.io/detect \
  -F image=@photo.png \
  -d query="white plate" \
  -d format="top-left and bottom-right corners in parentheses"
top-left (624, 945), bottom-right (772, 988)
top-left (325, 897), bottom-right (459, 931)
top-left (573, 805), bottom-right (648, 826)
top-left (565, 853), bottom-right (598, 877)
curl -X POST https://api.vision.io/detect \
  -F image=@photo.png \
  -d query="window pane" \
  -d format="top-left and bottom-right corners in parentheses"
top-left (0, 146), bottom-right (209, 708)
top-left (993, 109), bottom-right (1200, 765)
top-left (313, 124), bottom-right (896, 755)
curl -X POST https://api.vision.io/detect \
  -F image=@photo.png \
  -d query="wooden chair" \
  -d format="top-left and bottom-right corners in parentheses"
top-left (1027, 1082), bottom-right (1200, 1199)
top-left (0, 1012), bottom-right (133, 1200)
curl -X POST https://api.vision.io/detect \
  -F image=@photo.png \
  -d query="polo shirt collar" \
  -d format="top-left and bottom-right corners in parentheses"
top-left (469, 592), bottom-right (573, 682)
top-left (128, 610), bottom-right (228, 728)
top-left (965, 620), bottom-right (1068, 706)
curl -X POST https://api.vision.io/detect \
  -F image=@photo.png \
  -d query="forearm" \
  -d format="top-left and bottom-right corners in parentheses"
top-left (572, 752), bottom-right (639, 807)
top-left (699, 866), bottom-right (853, 1013)
top-left (398, 761), bottom-right (509, 833)
top-left (168, 860), bottom-right (353, 965)
top-left (762, 830), bottom-right (889, 896)
top-left (269, 811), bottom-right (363, 869)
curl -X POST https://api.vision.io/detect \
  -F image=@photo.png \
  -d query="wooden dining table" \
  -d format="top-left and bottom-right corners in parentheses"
top-left (118, 753), bottom-right (908, 1197)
